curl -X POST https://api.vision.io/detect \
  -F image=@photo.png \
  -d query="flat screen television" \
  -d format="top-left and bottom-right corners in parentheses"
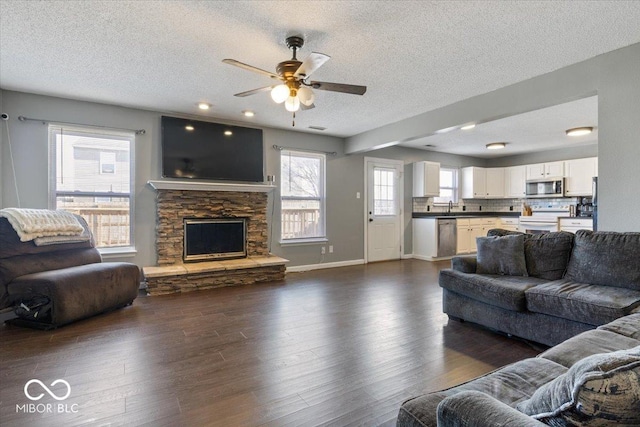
top-left (161, 116), bottom-right (264, 182)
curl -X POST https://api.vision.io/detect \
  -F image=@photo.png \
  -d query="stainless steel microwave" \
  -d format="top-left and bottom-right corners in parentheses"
top-left (525, 177), bottom-right (565, 198)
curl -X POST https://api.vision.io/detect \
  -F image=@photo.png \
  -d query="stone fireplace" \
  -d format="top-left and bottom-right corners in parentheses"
top-left (143, 181), bottom-right (287, 295)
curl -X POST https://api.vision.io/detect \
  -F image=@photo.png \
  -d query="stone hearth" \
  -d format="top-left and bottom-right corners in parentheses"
top-left (143, 181), bottom-right (287, 295)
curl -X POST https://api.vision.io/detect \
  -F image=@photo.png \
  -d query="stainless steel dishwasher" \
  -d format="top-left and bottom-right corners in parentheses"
top-left (437, 219), bottom-right (457, 257)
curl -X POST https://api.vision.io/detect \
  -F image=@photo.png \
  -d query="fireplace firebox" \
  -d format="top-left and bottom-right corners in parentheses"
top-left (183, 218), bottom-right (247, 262)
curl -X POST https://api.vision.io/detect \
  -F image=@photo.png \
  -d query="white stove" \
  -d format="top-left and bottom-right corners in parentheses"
top-left (519, 205), bottom-right (571, 233)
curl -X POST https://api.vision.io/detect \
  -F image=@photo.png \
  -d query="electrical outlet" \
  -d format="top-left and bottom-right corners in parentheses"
top-left (329, 245), bottom-right (334, 253)
top-left (321, 246), bottom-right (326, 255)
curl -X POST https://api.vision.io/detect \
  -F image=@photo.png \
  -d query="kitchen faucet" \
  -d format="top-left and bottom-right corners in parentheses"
top-left (448, 200), bottom-right (453, 213)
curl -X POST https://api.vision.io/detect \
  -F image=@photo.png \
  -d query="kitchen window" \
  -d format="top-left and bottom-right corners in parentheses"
top-left (280, 149), bottom-right (326, 242)
top-left (48, 125), bottom-right (135, 252)
top-left (434, 167), bottom-right (459, 204)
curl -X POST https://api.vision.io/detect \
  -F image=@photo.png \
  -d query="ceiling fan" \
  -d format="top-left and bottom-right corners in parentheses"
top-left (223, 36), bottom-right (367, 116)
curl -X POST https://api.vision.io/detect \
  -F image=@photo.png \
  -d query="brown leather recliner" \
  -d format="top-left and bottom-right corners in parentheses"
top-left (0, 215), bottom-right (140, 329)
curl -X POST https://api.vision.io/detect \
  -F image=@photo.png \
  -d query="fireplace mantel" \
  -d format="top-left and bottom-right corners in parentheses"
top-left (147, 180), bottom-right (275, 193)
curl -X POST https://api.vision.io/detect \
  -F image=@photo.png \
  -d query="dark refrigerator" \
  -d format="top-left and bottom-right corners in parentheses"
top-left (592, 177), bottom-right (598, 231)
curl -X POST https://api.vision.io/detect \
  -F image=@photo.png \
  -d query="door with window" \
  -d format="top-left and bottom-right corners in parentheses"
top-left (365, 158), bottom-right (403, 262)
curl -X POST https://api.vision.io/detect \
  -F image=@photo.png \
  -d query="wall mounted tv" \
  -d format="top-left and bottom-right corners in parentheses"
top-left (161, 116), bottom-right (264, 182)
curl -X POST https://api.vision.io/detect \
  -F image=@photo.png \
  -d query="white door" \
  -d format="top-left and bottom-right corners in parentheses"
top-left (366, 159), bottom-right (403, 262)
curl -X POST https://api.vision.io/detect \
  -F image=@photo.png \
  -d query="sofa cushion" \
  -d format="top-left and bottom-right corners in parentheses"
top-left (517, 346), bottom-right (640, 426)
top-left (398, 357), bottom-right (567, 427)
top-left (598, 313), bottom-right (640, 340)
top-left (539, 329), bottom-right (640, 368)
top-left (487, 229), bottom-right (574, 280)
top-left (476, 234), bottom-right (528, 276)
top-left (565, 230), bottom-right (640, 290)
top-left (525, 280), bottom-right (640, 326)
top-left (439, 269), bottom-right (547, 312)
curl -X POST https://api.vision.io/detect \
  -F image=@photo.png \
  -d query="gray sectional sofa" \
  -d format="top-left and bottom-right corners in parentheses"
top-left (398, 313), bottom-right (640, 426)
top-left (440, 229), bottom-right (640, 346)
top-left (397, 229), bottom-right (640, 426)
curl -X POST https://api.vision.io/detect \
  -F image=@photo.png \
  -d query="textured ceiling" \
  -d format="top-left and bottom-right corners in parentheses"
top-left (1, 1), bottom-right (640, 141)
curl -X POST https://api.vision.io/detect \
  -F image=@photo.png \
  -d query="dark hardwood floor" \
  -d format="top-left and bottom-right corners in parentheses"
top-left (0, 260), bottom-right (540, 426)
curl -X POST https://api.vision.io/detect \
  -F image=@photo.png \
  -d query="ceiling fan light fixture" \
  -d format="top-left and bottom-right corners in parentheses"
top-left (298, 86), bottom-right (315, 106)
top-left (566, 127), bottom-right (593, 137)
top-left (486, 142), bottom-right (506, 150)
top-left (271, 84), bottom-right (289, 104)
top-left (285, 95), bottom-right (300, 112)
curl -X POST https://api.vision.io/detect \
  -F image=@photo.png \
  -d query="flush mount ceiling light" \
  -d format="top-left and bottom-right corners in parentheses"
top-left (197, 102), bottom-right (211, 110)
top-left (566, 127), bottom-right (593, 137)
top-left (224, 130), bottom-right (233, 136)
top-left (223, 36), bottom-right (366, 124)
top-left (486, 142), bottom-right (507, 150)
top-left (461, 124), bottom-right (476, 130)
top-left (242, 110), bottom-right (255, 117)
top-left (185, 125), bottom-right (194, 131)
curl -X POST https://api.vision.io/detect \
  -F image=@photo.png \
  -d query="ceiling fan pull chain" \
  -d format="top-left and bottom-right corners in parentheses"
top-left (292, 112), bottom-right (296, 127)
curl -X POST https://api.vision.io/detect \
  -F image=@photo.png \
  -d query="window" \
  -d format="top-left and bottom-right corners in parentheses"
top-left (433, 167), bottom-right (459, 204)
top-left (49, 125), bottom-right (135, 249)
top-left (373, 167), bottom-right (397, 215)
top-left (280, 150), bottom-right (326, 241)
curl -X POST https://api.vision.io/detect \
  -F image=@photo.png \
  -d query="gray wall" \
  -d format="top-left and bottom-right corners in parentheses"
top-left (347, 43), bottom-right (640, 232)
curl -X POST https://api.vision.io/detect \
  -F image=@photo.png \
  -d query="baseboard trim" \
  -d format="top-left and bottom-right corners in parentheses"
top-left (401, 253), bottom-right (414, 259)
top-left (286, 259), bottom-right (366, 273)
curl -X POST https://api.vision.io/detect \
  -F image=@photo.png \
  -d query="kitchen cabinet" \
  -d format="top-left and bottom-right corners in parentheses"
top-left (504, 165), bottom-right (526, 198)
top-left (564, 157), bottom-right (598, 196)
top-left (526, 161), bottom-right (565, 179)
top-left (413, 161), bottom-right (440, 197)
top-left (559, 218), bottom-right (593, 233)
top-left (456, 217), bottom-right (498, 254)
top-left (461, 167), bottom-right (504, 199)
top-left (498, 217), bottom-right (519, 231)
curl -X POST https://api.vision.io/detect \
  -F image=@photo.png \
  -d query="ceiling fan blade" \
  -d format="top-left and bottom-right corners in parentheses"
top-left (294, 52), bottom-right (330, 79)
top-left (310, 81), bottom-right (367, 95)
top-left (222, 59), bottom-right (279, 80)
top-left (300, 103), bottom-right (316, 111)
top-left (233, 86), bottom-right (274, 97)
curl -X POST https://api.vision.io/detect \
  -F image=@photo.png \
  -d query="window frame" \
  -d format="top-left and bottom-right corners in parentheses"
top-left (433, 166), bottom-right (460, 205)
top-left (279, 149), bottom-right (327, 244)
top-left (48, 124), bottom-right (136, 254)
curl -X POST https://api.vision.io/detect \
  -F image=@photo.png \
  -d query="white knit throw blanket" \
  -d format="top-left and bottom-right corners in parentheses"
top-left (0, 208), bottom-right (85, 242)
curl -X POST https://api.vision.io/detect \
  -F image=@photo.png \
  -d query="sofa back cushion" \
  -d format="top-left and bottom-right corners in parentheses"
top-left (565, 230), bottom-right (640, 290)
top-left (516, 346), bottom-right (640, 426)
top-left (487, 229), bottom-right (574, 280)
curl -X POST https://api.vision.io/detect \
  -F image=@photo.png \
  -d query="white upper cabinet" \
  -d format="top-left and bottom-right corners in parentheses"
top-left (485, 168), bottom-right (505, 198)
top-left (413, 161), bottom-right (440, 197)
top-left (461, 167), bottom-right (486, 199)
top-left (461, 167), bottom-right (504, 199)
top-left (526, 161), bottom-right (565, 179)
top-left (504, 165), bottom-right (526, 198)
top-left (565, 157), bottom-right (598, 196)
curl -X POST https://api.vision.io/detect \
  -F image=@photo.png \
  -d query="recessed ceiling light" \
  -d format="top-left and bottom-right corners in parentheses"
top-left (308, 126), bottom-right (327, 131)
top-left (486, 142), bottom-right (507, 150)
top-left (461, 124), bottom-right (476, 130)
top-left (198, 102), bottom-right (211, 110)
top-left (566, 127), bottom-right (593, 137)
top-left (242, 110), bottom-right (255, 117)
top-left (185, 125), bottom-right (194, 131)
top-left (224, 130), bottom-right (233, 136)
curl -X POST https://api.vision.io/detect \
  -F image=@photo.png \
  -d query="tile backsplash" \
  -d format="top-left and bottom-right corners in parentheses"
top-left (413, 197), bottom-right (581, 214)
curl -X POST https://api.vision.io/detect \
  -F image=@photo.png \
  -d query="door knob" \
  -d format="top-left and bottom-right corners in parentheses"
top-left (369, 218), bottom-right (373, 222)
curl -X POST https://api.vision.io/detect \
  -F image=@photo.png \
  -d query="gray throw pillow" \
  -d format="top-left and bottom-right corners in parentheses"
top-left (517, 346), bottom-right (640, 426)
top-left (476, 234), bottom-right (527, 276)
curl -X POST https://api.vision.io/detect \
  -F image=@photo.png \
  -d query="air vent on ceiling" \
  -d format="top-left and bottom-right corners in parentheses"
top-left (309, 126), bottom-right (327, 131)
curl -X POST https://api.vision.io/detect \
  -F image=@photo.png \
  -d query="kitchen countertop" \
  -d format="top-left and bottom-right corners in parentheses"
top-left (412, 212), bottom-right (521, 219)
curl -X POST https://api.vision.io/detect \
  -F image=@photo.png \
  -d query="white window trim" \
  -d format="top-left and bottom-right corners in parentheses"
top-left (280, 149), bottom-right (327, 241)
top-left (48, 124), bottom-right (136, 251)
top-left (433, 166), bottom-right (460, 205)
